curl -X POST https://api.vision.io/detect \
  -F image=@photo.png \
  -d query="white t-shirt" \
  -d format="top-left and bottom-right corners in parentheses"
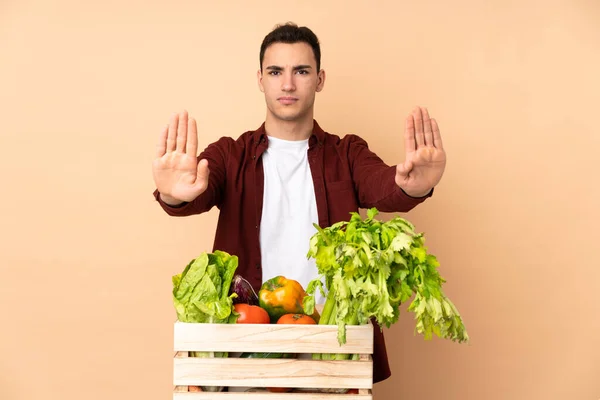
top-left (259, 135), bottom-right (325, 304)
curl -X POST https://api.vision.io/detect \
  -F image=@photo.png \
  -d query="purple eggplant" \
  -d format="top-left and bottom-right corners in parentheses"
top-left (229, 274), bottom-right (259, 305)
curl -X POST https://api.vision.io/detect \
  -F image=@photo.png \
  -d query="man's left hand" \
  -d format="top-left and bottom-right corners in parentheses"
top-left (395, 106), bottom-right (446, 197)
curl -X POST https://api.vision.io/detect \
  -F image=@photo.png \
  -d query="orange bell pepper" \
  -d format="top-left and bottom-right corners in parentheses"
top-left (258, 276), bottom-right (320, 323)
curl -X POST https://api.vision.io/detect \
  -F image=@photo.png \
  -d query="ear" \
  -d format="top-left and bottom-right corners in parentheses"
top-left (316, 69), bottom-right (326, 92)
top-left (257, 69), bottom-right (265, 93)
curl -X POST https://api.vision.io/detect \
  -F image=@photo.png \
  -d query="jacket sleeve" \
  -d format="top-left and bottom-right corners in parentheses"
top-left (152, 136), bottom-right (230, 216)
top-left (347, 134), bottom-right (433, 212)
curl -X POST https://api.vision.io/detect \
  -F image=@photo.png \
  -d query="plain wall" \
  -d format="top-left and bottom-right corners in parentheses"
top-left (1, 1), bottom-right (598, 399)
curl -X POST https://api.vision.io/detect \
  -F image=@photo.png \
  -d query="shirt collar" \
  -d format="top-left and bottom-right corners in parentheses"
top-left (254, 119), bottom-right (325, 147)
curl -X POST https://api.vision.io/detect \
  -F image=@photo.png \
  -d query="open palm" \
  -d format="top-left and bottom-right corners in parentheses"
top-left (152, 111), bottom-right (210, 203)
top-left (395, 107), bottom-right (446, 197)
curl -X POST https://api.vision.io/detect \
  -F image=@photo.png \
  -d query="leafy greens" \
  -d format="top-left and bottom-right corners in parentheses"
top-left (303, 208), bottom-right (469, 349)
top-left (172, 250), bottom-right (238, 374)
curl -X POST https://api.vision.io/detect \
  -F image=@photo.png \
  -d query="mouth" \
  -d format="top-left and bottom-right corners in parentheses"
top-left (278, 96), bottom-right (298, 105)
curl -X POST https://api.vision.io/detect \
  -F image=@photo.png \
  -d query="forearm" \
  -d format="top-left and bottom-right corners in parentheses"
top-left (357, 166), bottom-right (432, 212)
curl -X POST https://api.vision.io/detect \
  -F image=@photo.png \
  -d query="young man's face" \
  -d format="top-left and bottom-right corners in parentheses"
top-left (257, 42), bottom-right (325, 123)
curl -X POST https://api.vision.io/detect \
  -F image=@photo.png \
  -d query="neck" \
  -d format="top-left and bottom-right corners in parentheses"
top-left (264, 112), bottom-right (314, 141)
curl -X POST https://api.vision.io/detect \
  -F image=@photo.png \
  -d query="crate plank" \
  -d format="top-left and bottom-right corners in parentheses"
top-left (174, 322), bottom-right (373, 354)
top-left (173, 357), bottom-right (372, 389)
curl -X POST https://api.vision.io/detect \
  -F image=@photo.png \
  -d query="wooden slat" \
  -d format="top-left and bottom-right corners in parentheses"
top-left (174, 322), bottom-right (373, 354)
top-left (173, 357), bottom-right (373, 389)
top-left (173, 392), bottom-right (372, 399)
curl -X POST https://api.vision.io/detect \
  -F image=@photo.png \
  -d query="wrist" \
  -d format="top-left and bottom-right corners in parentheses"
top-left (159, 193), bottom-right (184, 206)
top-left (400, 187), bottom-right (433, 198)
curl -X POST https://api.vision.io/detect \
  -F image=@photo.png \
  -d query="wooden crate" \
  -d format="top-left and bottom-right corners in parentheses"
top-left (172, 314), bottom-right (374, 399)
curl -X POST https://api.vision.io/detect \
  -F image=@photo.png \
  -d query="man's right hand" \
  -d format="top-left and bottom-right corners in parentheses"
top-left (152, 110), bottom-right (210, 205)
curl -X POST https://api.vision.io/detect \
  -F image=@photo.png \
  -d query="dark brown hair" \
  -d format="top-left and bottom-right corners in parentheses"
top-left (259, 22), bottom-right (321, 71)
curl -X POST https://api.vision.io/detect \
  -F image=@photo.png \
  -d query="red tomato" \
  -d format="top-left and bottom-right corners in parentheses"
top-left (277, 313), bottom-right (316, 324)
top-left (234, 304), bottom-right (270, 324)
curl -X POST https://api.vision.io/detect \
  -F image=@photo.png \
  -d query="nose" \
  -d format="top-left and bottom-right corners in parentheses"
top-left (281, 71), bottom-right (295, 92)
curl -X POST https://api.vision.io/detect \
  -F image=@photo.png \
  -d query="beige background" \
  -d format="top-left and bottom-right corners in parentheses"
top-left (1, 0), bottom-right (599, 399)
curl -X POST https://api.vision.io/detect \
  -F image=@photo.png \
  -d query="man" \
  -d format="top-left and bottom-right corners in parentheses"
top-left (152, 23), bottom-right (446, 384)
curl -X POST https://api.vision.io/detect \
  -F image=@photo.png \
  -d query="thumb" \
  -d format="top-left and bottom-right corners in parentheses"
top-left (396, 160), bottom-right (413, 179)
top-left (196, 159), bottom-right (210, 189)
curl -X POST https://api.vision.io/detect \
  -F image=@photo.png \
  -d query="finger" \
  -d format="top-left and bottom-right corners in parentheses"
top-left (176, 110), bottom-right (188, 153)
top-left (405, 114), bottom-right (416, 154)
top-left (414, 107), bottom-right (425, 147)
top-left (167, 113), bottom-right (178, 152)
top-left (156, 124), bottom-right (168, 158)
top-left (187, 117), bottom-right (198, 157)
top-left (432, 118), bottom-right (444, 150)
top-left (422, 107), bottom-right (433, 146)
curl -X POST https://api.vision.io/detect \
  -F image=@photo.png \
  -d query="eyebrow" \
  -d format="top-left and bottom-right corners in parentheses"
top-left (265, 65), bottom-right (313, 71)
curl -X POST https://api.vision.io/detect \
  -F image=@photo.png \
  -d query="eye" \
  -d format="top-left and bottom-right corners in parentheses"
top-left (268, 71), bottom-right (281, 76)
top-left (296, 69), bottom-right (309, 75)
